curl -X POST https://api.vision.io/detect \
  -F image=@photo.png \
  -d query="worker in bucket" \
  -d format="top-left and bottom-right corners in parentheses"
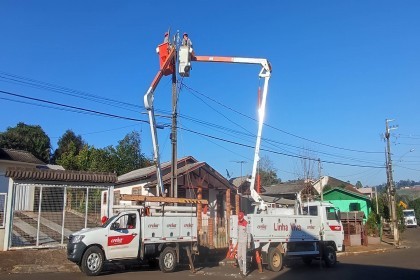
top-left (237, 211), bottom-right (250, 276)
top-left (181, 33), bottom-right (192, 48)
top-left (163, 31), bottom-right (169, 44)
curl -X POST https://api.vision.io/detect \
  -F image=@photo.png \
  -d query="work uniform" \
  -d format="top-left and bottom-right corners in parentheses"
top-left (182, 37), bottom-right (193, 48)
top-left (237, 215), bottom-right (249, 275)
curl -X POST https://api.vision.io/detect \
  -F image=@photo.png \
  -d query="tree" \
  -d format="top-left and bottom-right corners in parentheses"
top-left (294, 147), bottom-right (317, 181)
top-left (113, 131), bottom-right (150, 175)
top-left (355, 181), bottom-right (363, 189)
top-left (408, 198), bottom-right (420, 223)
top-left (0, 122), bottom-right (51, 162)
top-left (259, 155), bottom-right (281, 186)
top-left (52, 130), bottom-right (85, 163)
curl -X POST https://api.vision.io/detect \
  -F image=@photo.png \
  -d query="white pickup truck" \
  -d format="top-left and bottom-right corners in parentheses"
top-left (403, 209), bottom-right (418, 228)
top-left (67, 209), bottom-right (198, 276)
top-left (230, 201), bottom-right (344, 271)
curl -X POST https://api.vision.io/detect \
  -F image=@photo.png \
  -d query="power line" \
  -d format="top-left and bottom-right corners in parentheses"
top-left (1, 88), bottom-right (385, 170)
top-left (182, 82), bottom-right (383, 154)
top-left (0, 90), bottom-right (153, 124)
top-left (1, 71), bottom-right (384, 157)
top-left (177, 127), bottom-right (385, 169)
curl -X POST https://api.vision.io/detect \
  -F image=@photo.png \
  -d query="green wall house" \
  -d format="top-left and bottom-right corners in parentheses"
top-left (323, 187), bottom-right (371, 220)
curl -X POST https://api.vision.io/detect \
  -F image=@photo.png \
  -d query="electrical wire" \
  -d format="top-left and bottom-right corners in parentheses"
top-left (0, 88), bottom-right (385, 170)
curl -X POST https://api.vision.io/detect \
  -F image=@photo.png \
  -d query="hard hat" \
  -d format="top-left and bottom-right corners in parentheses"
top-left (183, 32), bottom-right (188, 37)
top-left (238, 212), bottom-right (244, 221)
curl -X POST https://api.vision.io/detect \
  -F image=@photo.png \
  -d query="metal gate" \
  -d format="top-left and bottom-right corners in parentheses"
top-left (9, 183), bottom-right (111, 249)
top-left (0, 193), bottom-right (6, 229)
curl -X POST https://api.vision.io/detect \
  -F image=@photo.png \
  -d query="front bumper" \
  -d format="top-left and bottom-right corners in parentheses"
top-left (67, 241), bottom-right (87, 264)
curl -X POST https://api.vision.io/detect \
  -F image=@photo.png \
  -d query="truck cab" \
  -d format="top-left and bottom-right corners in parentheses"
top-left (403, 209), bottom-right (418, 228)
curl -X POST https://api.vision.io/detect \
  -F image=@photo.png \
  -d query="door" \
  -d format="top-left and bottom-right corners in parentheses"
top-left (106, 213), bottom-right (140, 260)
top-left (323, 206), bottom-right (344, 250)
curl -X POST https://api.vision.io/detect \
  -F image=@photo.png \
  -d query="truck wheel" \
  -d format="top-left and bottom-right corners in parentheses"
top-left (159, 247), bottom-right (178, 273)
top-left (81, 246), bottom-right (104, 276)
top-left (323, 246), bottom-right (337, 268)
top-left (267, 247), bottom-right (283, 272)
top-left (302, 257), bottom-right (313, 265)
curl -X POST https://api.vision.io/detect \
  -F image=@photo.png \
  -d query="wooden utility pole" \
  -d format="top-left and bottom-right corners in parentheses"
top-left (385, 119), bottom-right (399, 246)
top-left (318, 159), bottom-right (323, 202)
top-left (170, 49), bottom-right (178, 198)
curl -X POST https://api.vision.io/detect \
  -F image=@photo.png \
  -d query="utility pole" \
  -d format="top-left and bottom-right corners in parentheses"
top-left (170, 34), bottom-right (178, 198)
top-left (232, 160), bottom-right (247, 194)
top-left (318, 159), bottom-right (323, 202)
top-left (385, 119), bottom-right (399, 246)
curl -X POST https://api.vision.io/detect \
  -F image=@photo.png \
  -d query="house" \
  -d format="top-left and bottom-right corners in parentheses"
top-left (104, 156), bottom-right (236, 248)
top-left (312, 176), bottom-right (354, 194)
top-left (0, 148), bottom-right (116, 251)
top-left (1, 148), bottom-right (54, 249)
top-left (262, 180), bottom-right (318, 201)
top-left (322, 187), bottom-right (372, 220)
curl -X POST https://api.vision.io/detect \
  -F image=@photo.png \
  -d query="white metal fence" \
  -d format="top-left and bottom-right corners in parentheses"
top-left (0, 193), bottom-right (6, 228)
top-left (9, 184), bottom-right (111, 249)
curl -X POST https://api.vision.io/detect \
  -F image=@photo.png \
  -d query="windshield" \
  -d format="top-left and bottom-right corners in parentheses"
top-left (403, 211), bottom-right (415, 217)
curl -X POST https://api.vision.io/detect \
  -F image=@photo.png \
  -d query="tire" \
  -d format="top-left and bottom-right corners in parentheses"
top-left (267, 247), bottom-right (283, 272)
top-left (81, 246), bottom-right (104, 276)
top-left (302, 257), bottom-right (313, 265)
top-left (159, 247), bottom-right (178, 273)
top-left (323, 246), bottom-right (337, 268)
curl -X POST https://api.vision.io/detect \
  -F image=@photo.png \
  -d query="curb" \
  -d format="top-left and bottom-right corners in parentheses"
top-left (337, 247), bottom-right (394, 256)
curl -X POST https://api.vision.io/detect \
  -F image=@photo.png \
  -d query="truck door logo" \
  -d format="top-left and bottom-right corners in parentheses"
top-left (108, 235), bottom-right (135, 246)
top-left (148, 223), bottom-right (159, 228)
top-left (257, 224), bottom-right (267, 230)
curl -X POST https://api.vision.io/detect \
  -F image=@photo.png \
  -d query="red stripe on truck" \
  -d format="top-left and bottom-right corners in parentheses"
top-left (329, 225), bottom-right (342, 231)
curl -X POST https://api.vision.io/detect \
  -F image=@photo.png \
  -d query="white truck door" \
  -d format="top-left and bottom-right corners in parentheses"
top-left (323, 206), bottom-right (344, 250)
top-left (106, 212), bottom-right (140, 260)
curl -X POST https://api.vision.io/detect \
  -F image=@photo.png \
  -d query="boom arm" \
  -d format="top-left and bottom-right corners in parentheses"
top-left (144, 43), bottom-right (272, 207)
top-left (144, 46), bottom-right (176, 196)
top-left (193, 55), bottom-right (272, 211)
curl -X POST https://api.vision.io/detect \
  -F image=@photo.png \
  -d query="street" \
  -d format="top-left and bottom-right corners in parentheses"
top-left (0, 228), bottom-right (419, 280)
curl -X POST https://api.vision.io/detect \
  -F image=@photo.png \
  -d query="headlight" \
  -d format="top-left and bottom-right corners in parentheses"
top-left (71, 235), bottom-right (85, 243)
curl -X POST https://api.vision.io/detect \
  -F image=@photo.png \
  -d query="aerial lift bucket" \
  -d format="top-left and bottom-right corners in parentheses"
top-left (157, 42), bottom-right (174, 76)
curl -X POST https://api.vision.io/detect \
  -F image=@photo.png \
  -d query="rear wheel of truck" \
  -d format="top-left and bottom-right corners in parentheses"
top-left (159, 247), bottom-right (178, 273)
top-left (81, 246), bottom-right (104, 276)
top-left (323, 246), bottom-right (337, 267)
top-left (267, 247), bottom-right (283, 272)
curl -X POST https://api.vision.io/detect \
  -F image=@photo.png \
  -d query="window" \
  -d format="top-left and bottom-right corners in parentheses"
top-left (349, 203), bottom-right (361, 211)
top-left (132, 187), bottom-right (141, 195)
top-left (326, 207), bottom-right (338, 220)
top-left (114, 190), bottom-right (120, 205)
top-left (303, 206), bottom-right (318, 216)
top-left (113, 214), bottom-right (136, 230)
top-left (103, 192), bottom-right (107, 205)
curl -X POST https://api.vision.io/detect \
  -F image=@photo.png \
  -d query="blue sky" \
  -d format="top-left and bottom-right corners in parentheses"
top-left (1, 1), bottom-right (420, 187)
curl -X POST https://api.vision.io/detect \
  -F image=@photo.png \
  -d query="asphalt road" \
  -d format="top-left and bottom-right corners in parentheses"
top-left (1, 228), bottom-right (419, 280)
